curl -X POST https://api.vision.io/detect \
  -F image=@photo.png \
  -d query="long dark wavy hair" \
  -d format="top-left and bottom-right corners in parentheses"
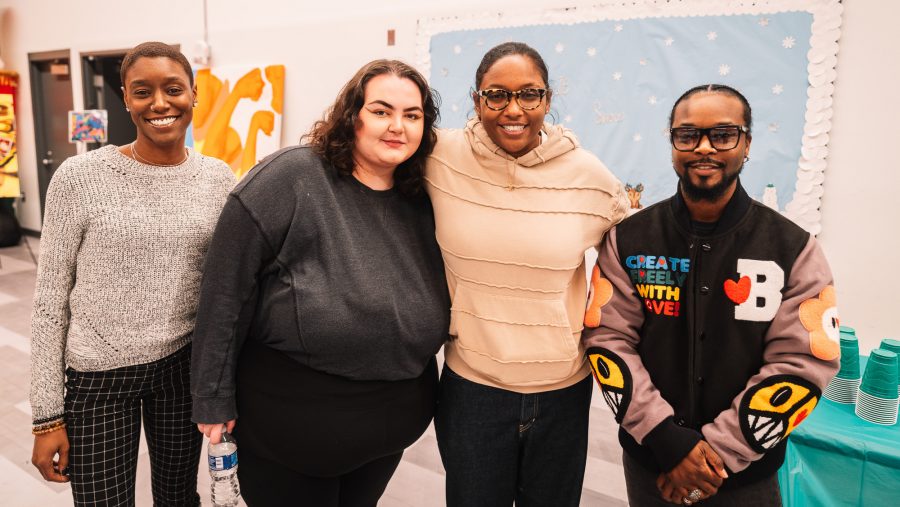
top-left (303, 60), bottom-right (440, 197)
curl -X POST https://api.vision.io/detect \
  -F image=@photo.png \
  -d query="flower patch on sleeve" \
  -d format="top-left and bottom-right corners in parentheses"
top-left (799, 285), bottom-right (840, 361)
top-left (584, 264), bottom-right (613, 328)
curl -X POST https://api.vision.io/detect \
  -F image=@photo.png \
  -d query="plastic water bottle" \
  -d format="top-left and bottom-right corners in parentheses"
top-left (208, 429), bottom-right (240, 506)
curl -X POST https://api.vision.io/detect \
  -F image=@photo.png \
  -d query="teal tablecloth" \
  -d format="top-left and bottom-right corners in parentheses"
top-left (778, 357), bottom-right (900, 506)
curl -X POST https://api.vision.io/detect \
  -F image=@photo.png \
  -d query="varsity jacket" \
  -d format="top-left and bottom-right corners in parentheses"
top-left (582, 183), bottom-right (840, 487)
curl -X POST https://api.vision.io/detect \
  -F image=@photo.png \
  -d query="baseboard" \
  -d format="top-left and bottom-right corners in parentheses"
top-left (22, 228), bottom-right (40, 238)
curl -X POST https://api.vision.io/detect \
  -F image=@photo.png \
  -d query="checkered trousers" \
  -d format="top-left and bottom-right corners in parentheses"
top-left (64, 343), bottom-right (202, 506)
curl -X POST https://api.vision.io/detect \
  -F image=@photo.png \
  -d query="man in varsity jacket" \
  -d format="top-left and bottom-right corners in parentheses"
top-left (582, 85), bottom-right (840, 506)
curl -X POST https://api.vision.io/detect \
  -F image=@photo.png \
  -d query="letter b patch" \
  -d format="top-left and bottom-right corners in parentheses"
top-left (732, 259), bottom-right (784, 322)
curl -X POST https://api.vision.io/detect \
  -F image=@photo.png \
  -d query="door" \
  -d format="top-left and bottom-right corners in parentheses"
top-left (29, 50), bottom-right (78, 221)
top-left (81, 51), bottom-right (135, 150)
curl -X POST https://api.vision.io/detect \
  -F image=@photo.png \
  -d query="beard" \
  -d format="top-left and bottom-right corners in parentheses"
top-left (679, 161), bottom-right (743, 202)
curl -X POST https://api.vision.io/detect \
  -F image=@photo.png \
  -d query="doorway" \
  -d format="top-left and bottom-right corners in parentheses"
top-left (81, 51), bottom-right (135, 150)
top-left (28, 50), bottom-right (77, 221)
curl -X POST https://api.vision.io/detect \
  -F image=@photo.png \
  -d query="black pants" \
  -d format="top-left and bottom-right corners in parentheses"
top-left (64, 344), bottom-right (202, 506)
top-left (233, 340), bottom-right (438, 506)
top-left (239, 450), bottom-right (403, 506)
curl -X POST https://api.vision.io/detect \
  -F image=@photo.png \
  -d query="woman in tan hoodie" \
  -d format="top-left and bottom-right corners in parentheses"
top-left (424, 41), bottom-right (629, 506)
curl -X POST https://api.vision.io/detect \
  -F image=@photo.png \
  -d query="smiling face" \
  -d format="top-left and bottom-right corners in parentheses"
top-left (474, 54), bottom-right (550, 158)
top-left (352, 73), bottom-right (425, 176)
top-left (671, 92), bottom-right (751, 202)
top-left (122, 56), bottom-right (196, 149)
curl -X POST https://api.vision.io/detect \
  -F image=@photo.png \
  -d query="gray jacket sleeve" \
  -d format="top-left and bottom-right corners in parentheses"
top-left (702, 236), bottom-right (840, 472)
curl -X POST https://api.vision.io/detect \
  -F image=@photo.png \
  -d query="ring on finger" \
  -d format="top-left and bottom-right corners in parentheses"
top-left (688, 488), bottom-right (703, 502)
top-left (682, 498), bottom-right (693, 506)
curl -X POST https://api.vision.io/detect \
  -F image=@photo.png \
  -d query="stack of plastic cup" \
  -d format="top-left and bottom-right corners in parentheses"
top-left (823, 326), bottom-right (861, 404)
top-left (855, 349), bottom-right (899, 425)
top-left (879, 339), bottom-right (900, 387)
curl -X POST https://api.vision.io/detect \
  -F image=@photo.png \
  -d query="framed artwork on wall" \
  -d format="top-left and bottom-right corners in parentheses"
top-left (68, 109), bottom-right (108, 144)
top-left (192, 64), bottom-right (285, 179)
top-left (0, 71), bottom-right (19, 199)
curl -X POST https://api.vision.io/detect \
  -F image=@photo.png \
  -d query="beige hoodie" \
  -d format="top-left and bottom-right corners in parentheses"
top-left (425, 119), bottom-right (629, 393)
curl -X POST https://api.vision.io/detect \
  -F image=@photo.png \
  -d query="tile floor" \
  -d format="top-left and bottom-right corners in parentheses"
top-left (0, 237), bottom-right (628, 506)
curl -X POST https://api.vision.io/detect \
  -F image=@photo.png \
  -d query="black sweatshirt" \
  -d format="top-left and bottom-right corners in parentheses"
top-left (191, 146), bottom-right (450, 423)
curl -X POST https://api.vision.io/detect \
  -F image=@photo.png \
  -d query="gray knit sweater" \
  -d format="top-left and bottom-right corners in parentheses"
top-left (30, 145), bottom-right (235, 428)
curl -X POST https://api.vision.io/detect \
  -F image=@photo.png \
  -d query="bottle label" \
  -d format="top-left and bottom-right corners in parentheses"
top-left (208, 452), bottom-right (238, 471)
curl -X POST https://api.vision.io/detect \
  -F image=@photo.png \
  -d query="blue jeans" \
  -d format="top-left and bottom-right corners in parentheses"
top-left (434, 365), bottom-right (592, 507)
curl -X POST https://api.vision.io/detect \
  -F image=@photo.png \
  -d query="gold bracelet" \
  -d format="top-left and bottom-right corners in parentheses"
top-left (32, 421), bottom-right (66, 436)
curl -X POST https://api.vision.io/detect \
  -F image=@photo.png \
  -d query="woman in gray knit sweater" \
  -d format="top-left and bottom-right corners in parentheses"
top-left (29, 42), bottom-right (235, 505)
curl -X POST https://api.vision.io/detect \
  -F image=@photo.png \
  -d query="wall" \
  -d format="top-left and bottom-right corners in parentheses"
top-left (816, 0), bottom-right (900, 352)
top-left (1, 0), bottom-right (897, 350)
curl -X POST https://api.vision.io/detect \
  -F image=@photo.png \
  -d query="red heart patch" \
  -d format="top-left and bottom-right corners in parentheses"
top-left (639, 270), bottom-right (646, 277)
top-left (724, 276), bottom-right (751, 304)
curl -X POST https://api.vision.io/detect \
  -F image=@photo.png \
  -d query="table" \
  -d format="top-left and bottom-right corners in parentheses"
top-left (778, 357), bottom-right (900, 506)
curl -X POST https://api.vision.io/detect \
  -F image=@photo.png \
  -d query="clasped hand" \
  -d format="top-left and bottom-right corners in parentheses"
top-left (656, 440), bottom-right (728, 504)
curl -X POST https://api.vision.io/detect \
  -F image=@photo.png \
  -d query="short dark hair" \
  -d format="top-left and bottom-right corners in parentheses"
top-left (120, 42), bottom-right (193, 87)
top-left (669, 84), bottom-right (752, 134)
top-left (474, 42), bottom-right (550, 90)
top-left (303, 59), bottom-right (440, 198)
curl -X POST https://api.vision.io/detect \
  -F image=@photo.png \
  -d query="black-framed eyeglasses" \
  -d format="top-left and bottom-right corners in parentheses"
top-left (476, 88), bottom-right (547, 111)
top-left (669, 125), bottom-right (749, 151)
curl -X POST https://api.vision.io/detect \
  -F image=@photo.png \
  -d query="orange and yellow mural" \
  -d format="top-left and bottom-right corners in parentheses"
top-left (193, 65), bottom-right (284, 179)
top-left (0, 71), bottom-right (19, 199)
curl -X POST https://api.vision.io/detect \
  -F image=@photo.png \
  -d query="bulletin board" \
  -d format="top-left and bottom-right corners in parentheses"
top-left (418, 0), bottom-right (842, 234)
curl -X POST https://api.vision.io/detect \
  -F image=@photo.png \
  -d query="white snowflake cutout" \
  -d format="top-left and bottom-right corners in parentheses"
top-left (555, 42), bottom-right (565, 53)
top-left (664, 37), bottom-right (674, 46)
top-left (707, 31), bottom-right (718, 41)
top-left (759, 17), bottom-right (770, 27)
top-left (639, 58), bottom-right (648, 66)
top-left (586, 47), bottom-right (597, 57)
top-left (768, 123), bottom-right (779, 132)
top-left (612, 71), bottom-right (622, 81)
top-left (556, 77), bottom-right (570, 96)
top-left (441, 68), bottom-right (449, 77)
top-left (451, 104), bottom-right (459, 113)
top-left (633, 133), bottom-right (643, 142)
top-left (564, 115), bottom-right (573, 123)
top-left (772, 84), bottom-right (784, 95)
top-left (614, 24), bottom-right (624, 32)
top-left (648, 96), bottom-right (658, 105)
top-left (453, 45), bottom-right (462, 55)
top-left (782, 37), bottom-right (796, 49)
top-left (719, 64), bottom-right (731, 76)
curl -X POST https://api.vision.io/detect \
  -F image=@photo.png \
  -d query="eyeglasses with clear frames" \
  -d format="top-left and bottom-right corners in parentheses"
top-left (476, 88), bottom-right (547, 111)
top-left (669, 125), bottom-right (749, 151)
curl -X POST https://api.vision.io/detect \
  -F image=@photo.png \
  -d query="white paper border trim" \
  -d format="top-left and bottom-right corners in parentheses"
top-left (417, 0), bottom-right (843, 235)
